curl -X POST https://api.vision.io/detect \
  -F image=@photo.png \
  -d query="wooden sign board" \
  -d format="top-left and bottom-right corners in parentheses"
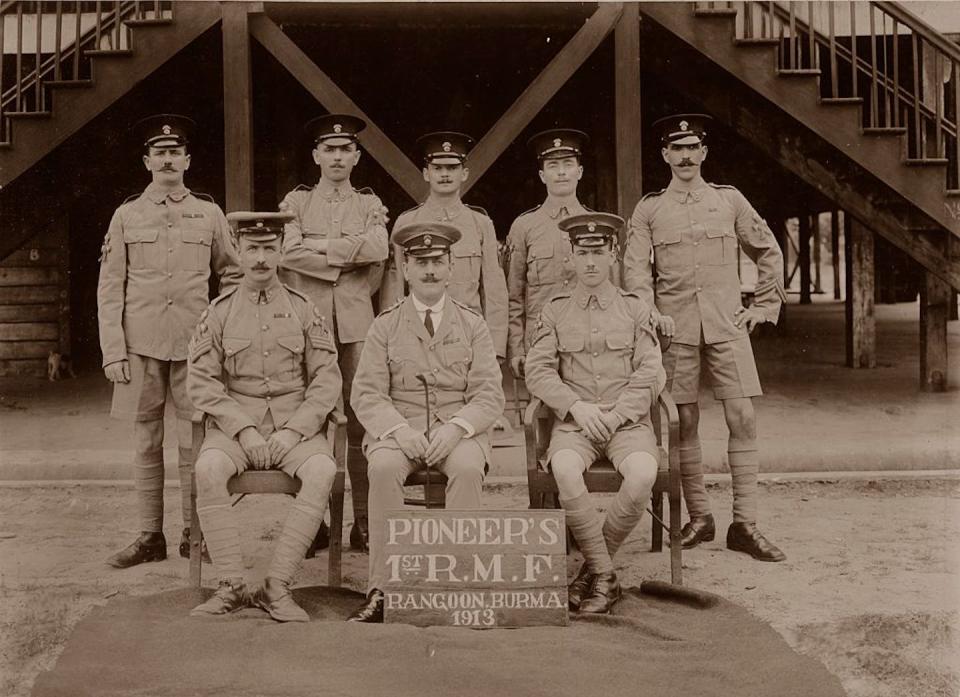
top-left (383, 509), bottom-right (567, 628)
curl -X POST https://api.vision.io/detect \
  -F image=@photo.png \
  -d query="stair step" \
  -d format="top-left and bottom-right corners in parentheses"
top-left (863, 126), bottom-right (907, 136)
top-left (84, 49), bottom-right (134, 58)
top-left (905, 158), bottom-right (949, 167)
top-left (778, 68), bottom-right (821, 76)
top-left (735, 37), bottom-right (780, 46)
top-left (45, 79), bottom-right (94, 89)
top-left (5, 111), bottom-right (52, 119)
top-left (694, 8), bottom-right (738, 17)
top-left (821, 97), bottom-right (863, 105)
top-left (124, 18), bottom-right (173, 27)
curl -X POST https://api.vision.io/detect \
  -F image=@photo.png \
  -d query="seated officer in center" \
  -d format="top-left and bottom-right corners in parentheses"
top-left (347, 222), bottom-right (505, 623)
top-left (524, 213), bottom-right (666, 615)
top-left (187, 212), bottom-right (342, 623)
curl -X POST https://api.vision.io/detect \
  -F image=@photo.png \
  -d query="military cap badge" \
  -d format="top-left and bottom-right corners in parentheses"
top-left (553, 138), bottom-right (562, 148)
top-left (334, 124), bottom-right (342, 133)
top-left (442, 142), bottom-right (452, 152)
top-left (679, 120), bottom-right (689, 131)
top-left (162, 125), bottom-right (172, 135)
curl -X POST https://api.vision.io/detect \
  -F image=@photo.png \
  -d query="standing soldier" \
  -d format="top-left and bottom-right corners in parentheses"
top-left (623, 114), bottom-right (787, 562)
top-left (347, 223), bottom-right (505, 623)
top-left (97, 114), bottom-right (240, 568)
top-left (525, 213), bottom-right (665, 615)
top-left (188, 212), bottom-right (341, 622)
top-left (278, 114), bottom-right (390, 553)
top-left (505, 128), bottom-right (596, 379)
top-left (381, 132), bottom-right (508, 359)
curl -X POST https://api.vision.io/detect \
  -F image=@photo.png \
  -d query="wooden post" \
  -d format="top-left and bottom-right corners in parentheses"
top-left (920, 234), bottom-right (950, 392)
top-left (812, 212), bottom-right (822, 294)
top-left (845, 216), bottom-right (876, 368)
top-left (615, 2), bottom-right (641, 221)
top-left (222, 3), bottom-right (254, 211)
top-left (831, 209), bottom-right (841, 300)
top-left (783, 218), bottom-right (791, 291)
top-left (798, 212), bottom-right (811, 304)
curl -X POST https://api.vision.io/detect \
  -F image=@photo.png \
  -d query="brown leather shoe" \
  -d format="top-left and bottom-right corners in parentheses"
top-left (578, 572), bottom-right (622, 614)
top-left (726, 522), bottom-right (786, 562)
top-left (349, 517), bottom-right (369, 553)
top-left (190, 581), bottom-right (248, 616)
top-left (305, 521), bottom-right (330, 558)
top-left (567, 563), bottom-right (594, 612)
top-left (679, 514), bottom-right (716, 549)
top-left (179, 527), bottom-right (212, 563)
top-left (252, 577), bottom-right (310, 622)
top-left (106, 532), bottom-right (167, 568)
top-left (347, 589), bottom-right (384, 623)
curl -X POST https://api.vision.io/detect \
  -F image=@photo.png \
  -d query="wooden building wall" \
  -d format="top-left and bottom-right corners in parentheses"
top-left (0, 222), bottom-right (70, 376)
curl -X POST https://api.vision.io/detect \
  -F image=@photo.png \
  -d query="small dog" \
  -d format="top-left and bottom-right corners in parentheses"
top-left (47, 351), bottom-right (77, 381)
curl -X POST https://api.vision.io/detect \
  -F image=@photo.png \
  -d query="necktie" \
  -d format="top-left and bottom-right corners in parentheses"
top-left (559, 206), bottom-right (569, 218)
top-left (424, 309), bottom-right (435, 337)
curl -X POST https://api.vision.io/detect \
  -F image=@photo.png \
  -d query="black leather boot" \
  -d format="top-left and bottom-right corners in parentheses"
top-left (349, 517), bottom-right (369, 553)
top-left (679, 514), bottom-right (716, 549)
top-left (567, 563), bottom-right (594, 612)
top-left (726, 522), bottom-right (786, 562)
top-left (305, 521), bottom-right (330, 558)
top-left (347, 589), bottom-right (384, 623)
top-left (106, 531), bottom-right (167, 568)
top-left (578, 572), bottom-right (622, 614)
top-left (179, 527), bottom-right (211, 563)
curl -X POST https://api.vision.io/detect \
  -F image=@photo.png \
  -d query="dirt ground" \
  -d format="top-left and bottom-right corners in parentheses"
top-left (1, 477), bottom-right (957, 697)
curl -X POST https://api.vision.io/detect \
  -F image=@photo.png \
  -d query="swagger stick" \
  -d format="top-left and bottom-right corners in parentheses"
top-left (416, 373), bottom-right (433, 507)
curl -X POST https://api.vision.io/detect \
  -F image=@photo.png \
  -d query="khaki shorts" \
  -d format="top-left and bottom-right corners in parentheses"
top-left (110, 354), bottom-right (192, 422)
top-left (199, 424), bottom-right (333, 477)
top-left (662, 335), bottom-right (762, 404)
top-left (547, 422), bottom-right (658, 472)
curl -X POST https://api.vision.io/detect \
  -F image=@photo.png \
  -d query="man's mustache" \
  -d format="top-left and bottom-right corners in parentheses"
top-left (678, 160), bottom-right (695, 167)
top-left (252, 264), bottom-right (270, 271)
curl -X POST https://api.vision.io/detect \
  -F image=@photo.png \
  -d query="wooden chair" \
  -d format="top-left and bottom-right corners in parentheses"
top-left (403, 469), bottom-right (447, 508)
top-left (524, 388), bottom-right (683, 585)
top-left (188, 409), bottom-right (348, 588)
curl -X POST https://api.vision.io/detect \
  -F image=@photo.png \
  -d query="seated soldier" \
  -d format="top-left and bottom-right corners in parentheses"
top-left (524, 213), bottom-right (666, 615)
top-left (347, 222), bottom-right (506, 623)
top-left (187, 212), bottom-right (342, 623)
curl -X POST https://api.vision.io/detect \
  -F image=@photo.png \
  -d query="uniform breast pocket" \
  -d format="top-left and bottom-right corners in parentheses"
top-left (526, 241), bottom-right (556, 286)
top-left (222, 337), bottom-right (252, 377)
top-left (555, 330), bottom-right (585, 372)
top-left (387, 345), bottom-right (421, 390)
top-left (275, 335), bottom-right (305, 380)
top-left (704, 228), bottom-right (737, 265)
top-left (123, 227), bottom-right (161, 270)
top-left (605, 332), bottom-right (634, 375)
top-left (452, 244), bottom-right (481, 281)
top-left (181, 223), bottom-right (214, 272)
top-left (652, 228), bottom-right (683, 266)
top-left (443, 344), bottom-right (472, 379)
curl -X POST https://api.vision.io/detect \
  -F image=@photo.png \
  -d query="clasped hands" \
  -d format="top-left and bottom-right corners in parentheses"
top-left (569, 401), bottom-right (624, 443)
top-left (238, 426), bottom-right (302, 470)
top-left (394, 422), bottom-right (466, 468)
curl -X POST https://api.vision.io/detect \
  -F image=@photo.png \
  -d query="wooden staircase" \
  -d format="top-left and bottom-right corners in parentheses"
top-left (0, 1), bottom-right (221, 191)
top-left (639, 1), bottom-right (960, 291)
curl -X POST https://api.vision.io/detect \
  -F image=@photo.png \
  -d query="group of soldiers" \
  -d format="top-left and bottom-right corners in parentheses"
top-left (97, 110), bottom-right (786, 624)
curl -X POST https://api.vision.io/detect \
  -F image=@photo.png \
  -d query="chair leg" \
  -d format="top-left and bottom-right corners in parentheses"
top-left (668, 475), bottom-right (683, 586)
top-left (189, 469), bottom-right (202, 588)
top-left (328, 471), bottom-right (345, 588)
top-left (651, 489), bottom-right (664, 553)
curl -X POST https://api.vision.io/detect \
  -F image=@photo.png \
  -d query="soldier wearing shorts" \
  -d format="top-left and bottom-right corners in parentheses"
top-left (623, 114), bottom-right (787, 562)
top-left (97, 114), bottom-right (240, 568)
top-left (188, 212), bottom-right (341, 622)
top-left (525, 213), bottom-right (665, 615)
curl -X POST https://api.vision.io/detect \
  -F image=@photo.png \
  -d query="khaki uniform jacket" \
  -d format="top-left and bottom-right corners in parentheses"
top-left (97, 185), bottom-right (241, 367)
top-left (351, 295), bottom-right (505, 463)
top-left (187, 280), bottom-right (341, 440)
top-left (278, 183), bottom-right (389, 344)
top-left (623, 181), bottom-right (785, 346)
top-left (380, 201), bottom-right (508, 357)
top-left (505, 199), bottom-right (589, 362)
top-left (524, 282), bottom-right (665, 429)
